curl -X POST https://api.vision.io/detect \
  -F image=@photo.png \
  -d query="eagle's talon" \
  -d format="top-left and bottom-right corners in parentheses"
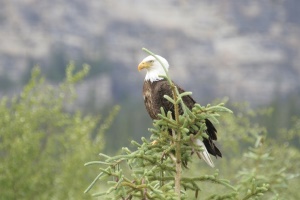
top-left (151, 140), bottom-right (158, 145)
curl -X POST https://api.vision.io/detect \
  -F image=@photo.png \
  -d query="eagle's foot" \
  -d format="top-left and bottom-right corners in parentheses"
top-left (151, 140), bottom-right (158, 145)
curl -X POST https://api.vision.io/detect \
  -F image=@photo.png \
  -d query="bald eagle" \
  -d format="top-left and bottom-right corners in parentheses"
top-left (138, 55), bottom-right (221, 167)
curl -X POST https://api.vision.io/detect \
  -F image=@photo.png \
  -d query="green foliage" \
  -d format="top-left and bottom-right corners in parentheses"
top-left (86, 101), bottom-right (300, 199)
top-left (85, 102), bottom-right (233, 199)
top-left (0, 64), bottom-right (119, 199)
top-left (215, 103), bottom-right (300, 200)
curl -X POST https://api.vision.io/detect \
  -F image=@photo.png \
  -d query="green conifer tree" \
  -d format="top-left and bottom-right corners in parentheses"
top-left (0, 64), bottom-right (119, 199)
top-left (85, 49), bottom-right (234, 199)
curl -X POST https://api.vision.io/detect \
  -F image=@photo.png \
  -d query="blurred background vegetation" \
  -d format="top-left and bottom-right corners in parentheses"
top-left (0, 0), bottom-right (299, 199)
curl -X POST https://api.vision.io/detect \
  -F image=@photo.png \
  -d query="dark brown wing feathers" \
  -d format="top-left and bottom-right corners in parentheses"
top-left (143, 79), bottom-right (222, 158)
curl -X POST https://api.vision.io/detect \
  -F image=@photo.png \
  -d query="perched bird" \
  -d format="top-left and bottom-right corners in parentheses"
top-left (138, 55), bottom-right (221, 167)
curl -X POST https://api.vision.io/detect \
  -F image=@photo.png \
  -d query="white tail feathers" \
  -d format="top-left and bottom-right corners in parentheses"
top-left (195, 139), bottom-right (215, 168)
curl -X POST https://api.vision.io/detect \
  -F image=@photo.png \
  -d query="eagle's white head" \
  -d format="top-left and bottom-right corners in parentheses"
top-left (138, 55), bottom-right (169, 82)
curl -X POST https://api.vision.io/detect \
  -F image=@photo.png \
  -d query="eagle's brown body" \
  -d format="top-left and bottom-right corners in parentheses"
top-left (143, 79), bottom-right (222, 158)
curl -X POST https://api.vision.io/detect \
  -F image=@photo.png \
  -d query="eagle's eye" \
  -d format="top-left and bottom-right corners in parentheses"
top-left (149, 60), bottom-right (154, 63)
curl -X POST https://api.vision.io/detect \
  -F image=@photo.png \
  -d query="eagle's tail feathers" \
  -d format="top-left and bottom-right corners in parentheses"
top-left (195, 139), bottom-right (215, 168)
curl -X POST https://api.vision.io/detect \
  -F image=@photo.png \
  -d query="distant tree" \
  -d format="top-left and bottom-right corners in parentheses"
top-left (0, 63), bottom-right (119, 199)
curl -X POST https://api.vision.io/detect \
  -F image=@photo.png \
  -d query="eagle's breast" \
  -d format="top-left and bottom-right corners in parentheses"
top-left (143, 80), bottom-right (160, 119)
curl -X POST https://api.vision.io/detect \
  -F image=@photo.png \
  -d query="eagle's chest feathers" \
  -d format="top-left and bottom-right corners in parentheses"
top-left (143, 81), bottom-right (162, 119)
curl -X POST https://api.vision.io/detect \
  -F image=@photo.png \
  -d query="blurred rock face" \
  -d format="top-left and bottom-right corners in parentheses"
top-left (0, 0), bottom-right (299, 106)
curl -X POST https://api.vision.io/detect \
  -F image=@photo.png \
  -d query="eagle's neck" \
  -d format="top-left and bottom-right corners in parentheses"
top-left (145, 70), bottom-right (166, 82)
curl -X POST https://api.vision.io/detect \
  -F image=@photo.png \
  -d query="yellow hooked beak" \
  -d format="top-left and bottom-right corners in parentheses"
top-left (138, 61), bottom-right (152, 71)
